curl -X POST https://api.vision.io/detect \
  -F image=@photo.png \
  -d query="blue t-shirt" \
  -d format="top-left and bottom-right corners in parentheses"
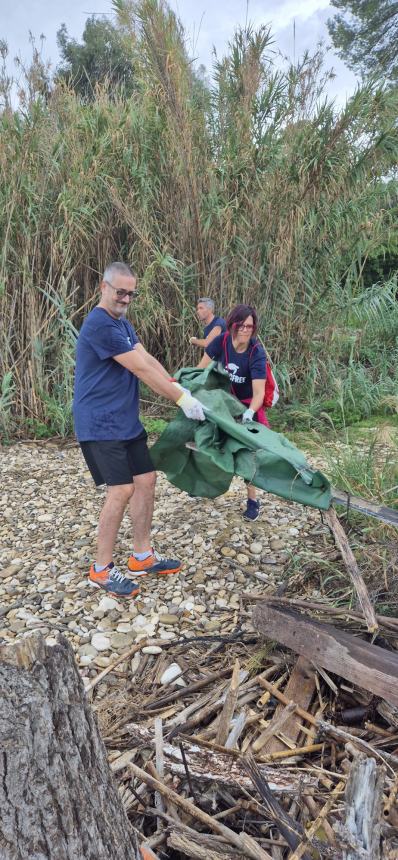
top-left (206, 333), bottom-right (266, 401)
top-left (203, 316), bottom-right (227, 338)
top-left (73, 307), bottom-right (144, 441)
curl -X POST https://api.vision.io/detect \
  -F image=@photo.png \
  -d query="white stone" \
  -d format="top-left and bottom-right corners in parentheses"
top-left (79, 655), bottom-right (94, 666)
top-left (183, 601), bottom-right (194, 612)
top-left (16, 608), bottom-right (36, 622)
top-left (249, 542), bottom-right (262, 554)
top-left (160, 663), bottom-right (182, 685)
top-left (142, 645), bottom-right (162, 655)
top-left (132, 614), bottom-right (147, 630)
top-left (98, 595), bottom-right (120, 612)
top-left (91, 633), bottom-right (111, 651)
top-left (57, 573), bottom-right (74, 585)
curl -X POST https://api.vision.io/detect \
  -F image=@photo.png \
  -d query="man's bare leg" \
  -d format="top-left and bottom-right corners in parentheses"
top-left (96, 483), bottom-right (134, 567)
top-left (128, 471), bottom-right (157, 552)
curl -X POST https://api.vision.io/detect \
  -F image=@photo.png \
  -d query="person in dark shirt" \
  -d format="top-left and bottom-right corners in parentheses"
top-left (190, 297), bottom-right (226, 351)
top-left (73, 262), bottom-right (206, 598)
top-left (197, 303), bottom-right (267, 521)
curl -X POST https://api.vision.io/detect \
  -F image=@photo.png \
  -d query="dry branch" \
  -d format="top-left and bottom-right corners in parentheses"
top-left (324, 507), bottom-right (378, 632)
top-left (128, 760), bottom-right (273, 860)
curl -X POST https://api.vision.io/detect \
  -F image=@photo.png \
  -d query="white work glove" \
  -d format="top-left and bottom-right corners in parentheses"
top-left (177, 391), bottom-right (206, 421)
top-left (242, 408), bottom-right (255, 423)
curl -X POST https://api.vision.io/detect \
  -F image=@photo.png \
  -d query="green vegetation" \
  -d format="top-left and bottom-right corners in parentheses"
top-left (56, 16), bottom-right (136, 99)
top-left (142, 416), bottom-right (168, 435)
top-left (283, 421), bottom-right (398, 609)
top-left (0, 0), bottom-right (397, 443)
top-left (328, 0), bottom-right (398, 84)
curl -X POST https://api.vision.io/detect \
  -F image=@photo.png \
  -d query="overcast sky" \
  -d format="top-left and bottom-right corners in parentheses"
top-left (1, 0), bottom-right (357, 104)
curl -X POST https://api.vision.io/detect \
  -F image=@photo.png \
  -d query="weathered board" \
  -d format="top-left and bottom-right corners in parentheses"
top-left (331, 488), bottom-right (398, 528)
top-left (258, 657), bottom-right (316, 754)
top-left (252, 602), bottom-right (398, 708)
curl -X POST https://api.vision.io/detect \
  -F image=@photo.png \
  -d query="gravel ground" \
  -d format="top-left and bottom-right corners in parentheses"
top-left (0, 441), bottom-right (327, 683)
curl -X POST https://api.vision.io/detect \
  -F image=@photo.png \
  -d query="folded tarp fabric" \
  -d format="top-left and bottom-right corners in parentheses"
top-left (150, 364), bottom-right (331, 510)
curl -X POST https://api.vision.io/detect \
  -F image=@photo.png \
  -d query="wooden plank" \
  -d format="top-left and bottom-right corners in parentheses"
top-left (331, 488), bottom-right (398, 528)
top-left (343, 756), bottom-right (385, 859)
top-left (252, 602), bottom-right (398, 708)
top-left (251, 701), bottom-right (297, 754)
top-left (215, 659), bottom-right (240, 746)
top-left (118, 722), bottom-right (317, 792)
top-left (324, 507), bottom-right (378, 633)
top-left (256, 657), bottom-right (316, 754)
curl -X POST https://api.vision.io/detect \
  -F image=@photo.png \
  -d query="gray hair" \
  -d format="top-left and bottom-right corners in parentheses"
top-left (197, 297), bottom-right (214, 311)
top-left (102, 262), bottom-right (136, 285)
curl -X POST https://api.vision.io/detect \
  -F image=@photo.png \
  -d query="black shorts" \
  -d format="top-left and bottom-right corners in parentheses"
top-left (80, 432), bottom-right (155, 486)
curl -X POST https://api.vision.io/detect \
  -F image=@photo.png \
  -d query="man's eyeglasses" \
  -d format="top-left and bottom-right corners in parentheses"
top-left (234, 323), bottom-right (254, 331)
top-left (104, 280), bottom-right (139, 300)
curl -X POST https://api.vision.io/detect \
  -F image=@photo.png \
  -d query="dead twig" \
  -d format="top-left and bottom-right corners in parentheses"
top-left (128, 760), bottom-right (273, 860)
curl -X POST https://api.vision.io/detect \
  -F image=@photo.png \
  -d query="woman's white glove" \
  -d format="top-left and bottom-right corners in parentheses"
top-left (242, 408), bottom-right (255, 423)
top-left (177, 391), bottom-right (206, 421)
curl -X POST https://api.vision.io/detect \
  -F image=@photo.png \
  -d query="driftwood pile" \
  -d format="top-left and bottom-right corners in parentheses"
top-left (83, 589), bottom-right (398, 860)
top-left (1, 508), bottom-right (398, 859)
top-left (80, 506), bottom-right (398, 860)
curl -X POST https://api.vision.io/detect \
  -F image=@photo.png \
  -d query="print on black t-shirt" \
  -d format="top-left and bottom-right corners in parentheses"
top-left (205, 333), bottom-right (266, 401)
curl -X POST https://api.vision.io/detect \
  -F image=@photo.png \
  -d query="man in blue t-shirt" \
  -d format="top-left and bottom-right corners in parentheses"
top-left (190, 297), bottom-right (226, 351)
top-left (73, 261), bottom-right (206, 599)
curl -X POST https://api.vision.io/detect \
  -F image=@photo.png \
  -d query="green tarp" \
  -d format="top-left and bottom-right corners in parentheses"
top-left (150, 364), bottom-right (331, 510)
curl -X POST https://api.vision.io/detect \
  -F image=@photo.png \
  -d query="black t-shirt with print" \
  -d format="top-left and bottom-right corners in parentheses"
top-left (205, 333), bottom-right (266, 401)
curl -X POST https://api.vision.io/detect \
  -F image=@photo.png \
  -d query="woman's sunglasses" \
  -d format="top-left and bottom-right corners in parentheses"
top-left (234, 323), bottom-right (254, 331)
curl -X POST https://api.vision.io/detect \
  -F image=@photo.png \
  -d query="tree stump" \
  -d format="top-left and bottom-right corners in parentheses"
top-left (0, 633), bottom-right (135, 860)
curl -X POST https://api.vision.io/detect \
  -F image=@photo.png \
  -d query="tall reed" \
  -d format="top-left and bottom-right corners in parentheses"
top-left (0, 0), bottom-right (397, 435)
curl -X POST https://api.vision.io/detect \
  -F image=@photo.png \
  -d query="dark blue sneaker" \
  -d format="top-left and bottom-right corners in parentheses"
top-left (89, 562), bottom-right (139, 598)
top-left (243, 499), bottom-right (260, 521)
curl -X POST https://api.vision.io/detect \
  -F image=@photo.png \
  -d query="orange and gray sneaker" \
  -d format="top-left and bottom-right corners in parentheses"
top-left (127, 548), bottom-right (181, 577)
top-left (89, 562), bottom-right (139, 598)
